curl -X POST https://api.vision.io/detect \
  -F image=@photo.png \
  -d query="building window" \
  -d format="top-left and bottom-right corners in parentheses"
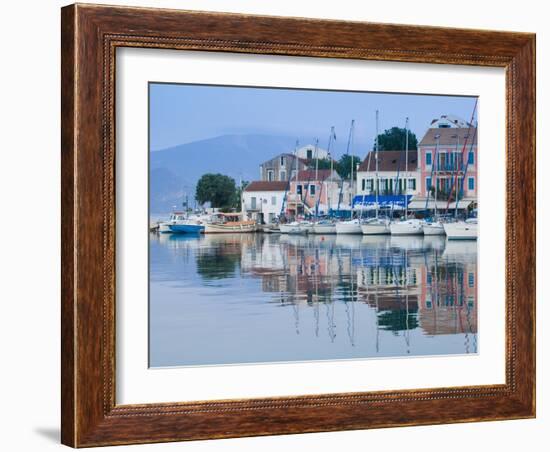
top-left (361, 179), bottom-right (366, 191)
top-left (468, 272), bottom-right (475, 288)
top-left (267, 170), bottom-right (274, 181)
top-left (310, 185), bottom-right (316, 196)
top-left (280, 170), bottom-right (287, 181)
top-left (280, 156), bottom-right (285, 166)
top-left (426, 151), bottom-right (432, 166)
top-left (271, 196), bottom-right (277, 206)
top-left (468, 151), bottom-right (474, 165)
top-left (408, 178), bottom-right (416, 190)
top-left (307, 149), bottom-right (313, 159)
top-left (290, 170), bottom-right (297, 180)
top-left (297, 184), bottom-right (302, 195)
top-left (468, 177), bottom-right (475, 191)
top-left (426, 177), bottom-right (432, 191)
top-left (251, 197), bottom-right (257, 209)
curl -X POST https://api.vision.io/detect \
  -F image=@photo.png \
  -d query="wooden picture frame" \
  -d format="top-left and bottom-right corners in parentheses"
top-left (61, 3), bottom-right (536, 447)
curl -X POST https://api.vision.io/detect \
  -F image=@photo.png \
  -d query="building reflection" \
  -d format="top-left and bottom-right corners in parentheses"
top-left (151, 232), bottom-right (477, 352)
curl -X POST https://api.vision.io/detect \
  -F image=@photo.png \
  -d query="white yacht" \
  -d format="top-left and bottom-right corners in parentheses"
top-left (443, 218), bottom-right (478, 240)
top-left (361, 217), bottom-right (390, 235)
top-left (157, 211), bottom-right (187, 233)
top-left (335, 218), bottom-right (363, 234)
top-left (423, 221), bottom-right (445, 236)
top-left (312, 220), bottom-right (337, 234)
top-left (279, 221), bottom-right (312, 234)
top-left (390, 218), bottom-right (425, 235)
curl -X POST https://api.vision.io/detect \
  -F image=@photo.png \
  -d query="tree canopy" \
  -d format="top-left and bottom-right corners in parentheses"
top-left (195, 173), bottom-right (238, 208)
top-left (336, 154), bottom-right (363, 179)
top-left (376, 127), bottom-right (418, 151)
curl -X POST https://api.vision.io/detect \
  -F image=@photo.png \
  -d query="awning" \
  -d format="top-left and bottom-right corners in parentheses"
top-left (408, 199), bottom-right (474, 210)
top-left (352, 195), bottom-right (412, 211)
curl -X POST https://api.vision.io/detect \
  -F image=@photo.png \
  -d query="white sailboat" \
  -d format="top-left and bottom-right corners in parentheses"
top-left (443, 218), bottom-right (478, 240)
top-left (390, 117), bottom-right (425, 235)
top-left (312, 220), bottom-right (336, 234)
top-left (336, 120), bottom-right (362, 235)
top-left (362, 110), bottom-right (390, 235)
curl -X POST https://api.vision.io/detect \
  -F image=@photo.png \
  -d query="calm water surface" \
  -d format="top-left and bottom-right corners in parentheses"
top-left (149, 233), bottom-right (477, 367)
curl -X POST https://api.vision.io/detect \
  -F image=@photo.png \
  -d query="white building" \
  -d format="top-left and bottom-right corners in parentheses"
top-left (295, 144), bottom-right (330, 161)
top-left (242, 181), bottom-right (288, 224)
top-left (428, 114), bottom-right (472, 129)
top-left (356, 150), bottom-right (421, 197)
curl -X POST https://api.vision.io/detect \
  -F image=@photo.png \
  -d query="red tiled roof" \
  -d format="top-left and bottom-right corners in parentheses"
top-left (296, 169), bottom-right (335, 181)
top-left (419, 127), bottom-right (478, 146)
top-left (244, 181), bottom-right (289, 192)
top-left (358, 150), bottom-right (418, 172)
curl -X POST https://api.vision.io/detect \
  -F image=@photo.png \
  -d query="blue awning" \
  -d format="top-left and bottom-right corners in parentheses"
top-left (352, 195), bottom-right (412, 210)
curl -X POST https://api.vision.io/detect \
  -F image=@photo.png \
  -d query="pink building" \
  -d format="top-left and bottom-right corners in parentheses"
top-left (287, 169), bottom-right (344, 216)
top-left (418, 126), bottom-right (478, 201)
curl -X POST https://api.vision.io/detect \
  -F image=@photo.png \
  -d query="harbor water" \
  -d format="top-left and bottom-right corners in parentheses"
top-left (149, 233), bottom-right (478, 367)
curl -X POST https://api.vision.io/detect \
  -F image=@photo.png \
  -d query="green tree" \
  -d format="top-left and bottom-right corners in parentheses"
top-left (314, 158), bottom-right (335, 171)
top-left (336, 154), bottom-right (362, 179)
top-left (376, 127), bottom-right (418, 151)
top-left (195, 173), bottom-right (237, 208)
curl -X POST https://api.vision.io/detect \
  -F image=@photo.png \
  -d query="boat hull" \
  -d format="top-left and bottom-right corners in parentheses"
top-left (168, 224), bottom-right (205, 234)
top-left (335, 222), bottom-right (362, 234)
top-left (204, 223), bottom-right (257, 233)
top-left (423, 223), bottom-right (446, 236)
top-left (443, 222), bottom-right (478, 240)
top-left (312, 224), bottom-right (336, 234)
top-left (361, 222), bottom-right (390, 235)
top-left (279, 223), bottom-right (312, 234)
top-left (158, 222), bottom-right (172, 233)
top-left (390, 221), bottom-right (424, 236)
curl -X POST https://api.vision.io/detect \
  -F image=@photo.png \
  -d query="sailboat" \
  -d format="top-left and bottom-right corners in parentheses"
top-left (390, 117), bottom-right (425, 235)
top-left (443, 217), bottom-right (477, 240)
top-left (362, 110), bottom-right (391, 235)
top-left (312, 128), bottom-right (337, 234)
top-left (336, 120), bottom-right (362, 234)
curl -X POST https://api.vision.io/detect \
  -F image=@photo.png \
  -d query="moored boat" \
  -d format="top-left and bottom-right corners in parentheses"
top-left (335, 219), bottom-right (362, 234)
top-left (204, 213), bottom-right (257, 234)
top-left (390, 219), bottom-right (425, 235)
top-left (423, 221), bottom-right (445, 236)
top-left (157, 211), bottom-right (189, 233)
top-left (312, 220), bottom-right (336, 234)
top-left (443, 218), bottom-right (477, 240)
top-left (168, 222), bottom-right (205, 234)
top-left (280, 221), bottom-right (312, 234)
top-left (361, 217), bottom-right (390, 235)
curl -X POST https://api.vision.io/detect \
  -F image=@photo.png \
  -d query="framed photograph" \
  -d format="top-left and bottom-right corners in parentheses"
top-left (61, 3), bottom-right (536, 447)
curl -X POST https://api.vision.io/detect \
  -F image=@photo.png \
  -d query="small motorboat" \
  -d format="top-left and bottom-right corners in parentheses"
top-left (168, 222), bottom-right (205, 234)
top-left (157, 211), bottom-right (189, 233)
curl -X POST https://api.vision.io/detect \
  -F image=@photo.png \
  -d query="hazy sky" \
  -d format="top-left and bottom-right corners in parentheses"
top-left (150, 83), bottom-right (477, 156)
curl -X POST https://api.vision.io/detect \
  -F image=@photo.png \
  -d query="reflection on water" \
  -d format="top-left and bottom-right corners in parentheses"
top-left (149, 233), bottom-right (477, 367)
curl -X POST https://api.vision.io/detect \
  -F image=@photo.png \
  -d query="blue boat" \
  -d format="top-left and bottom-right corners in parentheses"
top-left (168, 223), bottom-right (205, 234)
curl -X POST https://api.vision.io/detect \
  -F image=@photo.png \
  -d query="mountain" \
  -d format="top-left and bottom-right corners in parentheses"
top-left (149, 134), bottom-right (306, 213)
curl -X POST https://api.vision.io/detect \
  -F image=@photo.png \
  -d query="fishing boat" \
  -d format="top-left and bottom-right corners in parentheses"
top-left (204, 212), bottom-right (257, 233)
top-left (335, 218), bottom-right (362, 234)
top-left (389, 218), bottom-right (425, 235)
top-left (312, 220), bottom-right (336, 234)
top-left (157, 211), bottom-right (188, 233)
top-left (443, 218), bottom-right (478, 240)
top-left (361, 217), bottom-right (390, 235)
top-left (168, 221), bottom-right (204, 234)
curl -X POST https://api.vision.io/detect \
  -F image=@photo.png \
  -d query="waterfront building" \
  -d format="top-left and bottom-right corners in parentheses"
top-left (355, 150), bottom-right (421, 198)
top-left (258, 145), bottom-right (332, 182)
top-left (286, 169), bottom-right (349, 217)
top-left (417, 126), bottom-right (478, 208)
top-left (242, 181), bottom-right (288, 224)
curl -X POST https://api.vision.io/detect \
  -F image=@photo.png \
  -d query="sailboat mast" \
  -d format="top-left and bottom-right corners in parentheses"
top-left (294, 140), bottom-right (299, 218)
top-left (405, 117), bottom-right (409, 220)
top-left (375, 110), bottom-right (380, 219)
top-left (349, 119), bottom-right (355, 220)
top-left (434, 134), bottom-right (440, 219)
top-left (454, 134), bottom-right (460, 219)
